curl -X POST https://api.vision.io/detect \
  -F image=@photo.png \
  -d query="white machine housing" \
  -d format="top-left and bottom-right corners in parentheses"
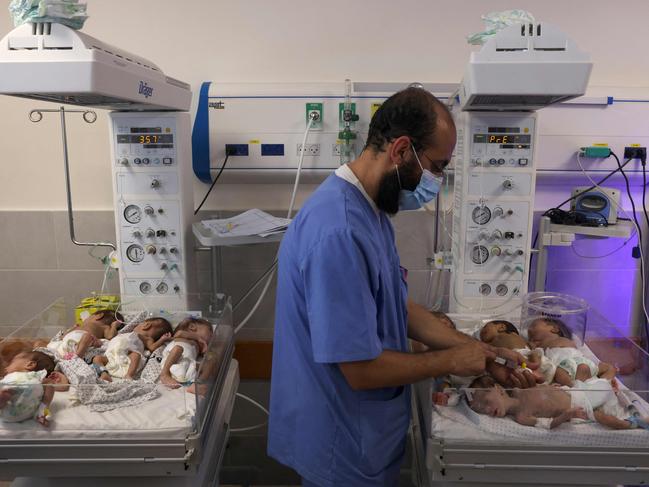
top-left (110, 112), bottom-right (196, 306)
top-left (460, 22), bottom-right (592, 111)
top-left (0, 23), bottom-right (191, 111)
top-left (449, 111), bottom-right (538, 314)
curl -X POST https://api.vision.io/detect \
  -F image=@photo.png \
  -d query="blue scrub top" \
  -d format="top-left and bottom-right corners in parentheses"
top-left (268, 174), bottom-right (411, 487)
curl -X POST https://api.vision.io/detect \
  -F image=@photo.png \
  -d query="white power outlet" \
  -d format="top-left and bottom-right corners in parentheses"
top-left (333, 143), bottom-right (355, 157)
top-left (297, 143), bottom-right (320, 156)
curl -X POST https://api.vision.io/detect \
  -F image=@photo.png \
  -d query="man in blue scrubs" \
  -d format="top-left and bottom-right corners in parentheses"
top-left (268, 87), bottom-right (528, 486)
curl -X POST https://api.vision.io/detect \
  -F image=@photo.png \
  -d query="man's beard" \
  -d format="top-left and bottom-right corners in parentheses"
top-left (375, 158), bottom-right (420, 215)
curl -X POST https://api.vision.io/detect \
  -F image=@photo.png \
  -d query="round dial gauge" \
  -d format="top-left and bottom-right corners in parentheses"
top-left (496, 284), bottom-right (509, 296)
top-left (126, 244), bottom-right (144, 263)
top-left (471, 245), bottom-right (490, 265)
top-left (472, 206), bottom-right (492, 225)
top-left (139, 281), bottom-right (152, 294)
top-left (156, 282), bottom-right (169, 294)
top-left (479, 283), bottom-right (492, 296)
top-left (123, 205), bottom-right (142, 224)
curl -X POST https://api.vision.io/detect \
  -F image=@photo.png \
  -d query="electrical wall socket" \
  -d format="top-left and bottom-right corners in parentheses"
top-left (297, 143), bottom-right (320, 156)
top-left (333, 143), bottom-right (355, 156)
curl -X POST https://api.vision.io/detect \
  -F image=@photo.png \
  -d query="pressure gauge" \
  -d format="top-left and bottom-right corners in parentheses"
top-left (496, 284), bottom-right (509, 296)
top-left (471, 245), bottom-right (489, 265)
top-left (472, 206), bottom-right (491, 225)
top-left (479, 283), bottom-right (492, 295)
top-left (123, 205), bottom-right (142, 224)
top-left (139, 281), bottom-right (152, 294)
top-left (126, 244), bottom-right (145, 263)
top-left (156, 282), bottom-right (169, 294)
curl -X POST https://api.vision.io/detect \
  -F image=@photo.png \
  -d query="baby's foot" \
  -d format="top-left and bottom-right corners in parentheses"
top-left (160, 375), bottom-right (181, 389)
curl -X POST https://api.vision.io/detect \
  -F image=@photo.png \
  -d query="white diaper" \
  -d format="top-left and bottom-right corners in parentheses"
top-left (47, 329), bottom-right (107, 360)
top-left (546, 347), bottom-right (598, 380)
top-left (514, 347), bottom-right (557, 384)
top-left (105, 332), bottom-right (145, 379)
top-left (162, 340), bottom-right (198, 383)
top-left (567, 378), bottom-right (616, 421)
top-left (0, 370), bottom-right (47, 423)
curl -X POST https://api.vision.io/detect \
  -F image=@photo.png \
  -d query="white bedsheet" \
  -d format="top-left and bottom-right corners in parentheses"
top-left (0, 386), bottom-right (196, 440)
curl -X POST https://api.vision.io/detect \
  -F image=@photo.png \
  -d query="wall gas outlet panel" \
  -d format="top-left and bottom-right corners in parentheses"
top-left (109, 112), bottom-right (196, 306)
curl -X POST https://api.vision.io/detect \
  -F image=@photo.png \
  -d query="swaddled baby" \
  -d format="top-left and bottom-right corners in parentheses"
top-left (0, 351), bottom-right (68, 427)
top-left (160, 317), bottom-right (213, 388)
top-left (467, 375), bottom-right (641, 430)
top-left (92, 317), bottom-right (172, 381)
top-left (480, 320), bottom-right (556, 385)
top-left (47, 309), bottom-right (124, 361)
top-left (527, 317), bottom-right (616, 386)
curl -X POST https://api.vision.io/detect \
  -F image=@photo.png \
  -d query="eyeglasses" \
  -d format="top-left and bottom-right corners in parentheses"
top-left (418, 151), bottom-right (448, 176)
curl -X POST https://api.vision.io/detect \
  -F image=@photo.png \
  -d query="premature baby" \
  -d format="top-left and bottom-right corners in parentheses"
top-left (467, 375), bottom-right (638, 430)
top-left (480, 320), bottom-right (556, 385)
top-left (0, 351), bottom-right (68, 427)
top-left (160, 317), bottom-right (213, 388)
top-left (47, 309), bottom-right (124, 361)
top-left (92, 317), bottom-right (172, 381)
top-left (527, 317), bottom-right (616, 386)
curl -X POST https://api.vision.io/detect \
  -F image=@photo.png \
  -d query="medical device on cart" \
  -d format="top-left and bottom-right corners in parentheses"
top-left (0, 20), bottom-right (238, 486)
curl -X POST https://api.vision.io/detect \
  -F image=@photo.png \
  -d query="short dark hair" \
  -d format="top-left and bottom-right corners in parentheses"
top-left (365, 87), bottom-right (450, 153)
top-left (92, 309), bottom-right (124, 327)
top-left (24, 351), bottom-right (55, 374)
top-left (174, 317), bottom-right (213, 335)
top-left (542, 317), bottom-right (572, 339)
top-left (468, 375), bottom-right (496, 390)
top-left (488, 320), bottom-right (519, 335)
top-left (143, 317), bottom-right (173, 339)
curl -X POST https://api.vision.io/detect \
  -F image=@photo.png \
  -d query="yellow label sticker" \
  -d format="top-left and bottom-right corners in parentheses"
top-left (592, 143), bottom-right (609, 147)
top-left (631, 143), bottom-right (642, 147)
top-left (249, 139), bottom-right (261, 144)
top-left (371, 103), bottom-right (382, 117)
top-left (524, 127), bottom-right (529, 133)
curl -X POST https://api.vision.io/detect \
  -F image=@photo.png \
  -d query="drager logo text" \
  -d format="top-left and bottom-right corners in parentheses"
top-left (138, 81), bottom-right (154, 98)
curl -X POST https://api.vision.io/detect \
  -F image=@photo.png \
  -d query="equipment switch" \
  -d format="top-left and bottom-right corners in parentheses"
top-left (133, 158), bottom-right (142, 165)
top-left (145, 245), bottom-right (156, 255)
top-left (156, 230), bottom-right (167, 237)
top-left (489, 158), bottom-right (497, 165)
top-left (119, 158), bottom-right (129, 165)
top-left (145, 228), bottom-right (155, 238)
top-left (163, 157), bottom-right (173, 165)
top-left (497, 158), bottom-right (506, 165)
top-left (504, 231), bottom-right (515, 239)
top-left (144, 206), bottom-right (154, 216)
top-left (518, 158), bottom-right (529, 166)
top-left (169, 247), bottom-right (178, 254)
top-left (142, 158), bottom-right (150, 165)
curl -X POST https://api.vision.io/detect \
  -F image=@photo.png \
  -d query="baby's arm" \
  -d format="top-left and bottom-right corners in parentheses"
top-left (141, 332), bottom-right (172, 352)
top-left (160, 345), bottom-right (184, 388)
top-left (125, 352), bottom-right (141, 380)
top-left (173, 331), bottom-right (209, 354)
top-left (75, 332), bottom-right (100, 358)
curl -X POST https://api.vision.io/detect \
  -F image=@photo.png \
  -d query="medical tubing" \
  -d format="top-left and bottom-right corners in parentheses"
top-left (194, 153), bottom-right (230, 215)
top-left (642, 164), bottom-right (649, 237)
top-left (233, 259), bottom-right (278, 311)
top-left (230, 392), bottom-right (269, 433)
top-left (234, 118), bottom-right (315, 334)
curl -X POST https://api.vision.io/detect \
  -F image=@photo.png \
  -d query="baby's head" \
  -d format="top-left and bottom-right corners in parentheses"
top-left (174, 317), bottom-right (214, 344)
top-left (480, 320), bottom-right (518, 343)
top-left (527, 317), bottom-right (572, 341)
top-left (135, 317), bottom-right (173, 340)
top-left (4, 351), bottom-right (55, 376)
top-left (430, 311), bottom-right (456, 330)
top-left (467, 375), bottom-right (508, 418)
top-left (83, 309), bottom-right (124, 329)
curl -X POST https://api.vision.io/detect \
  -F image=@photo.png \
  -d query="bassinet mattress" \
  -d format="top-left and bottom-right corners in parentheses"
top-left (0, 386), bottom-right (196, 440)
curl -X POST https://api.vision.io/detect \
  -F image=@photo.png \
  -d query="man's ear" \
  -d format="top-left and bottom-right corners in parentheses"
top-left (388, 136), bottom-right (412, 167)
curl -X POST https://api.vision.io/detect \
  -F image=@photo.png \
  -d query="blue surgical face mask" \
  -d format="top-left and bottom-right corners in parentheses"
top-left (397, 145), bottom-right (444, 211)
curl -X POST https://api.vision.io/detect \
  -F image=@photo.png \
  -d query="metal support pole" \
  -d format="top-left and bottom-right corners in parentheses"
top-left (210, 246), bottom-right (226, 314)
top-left (29, 107), bottom-right (116, 251)
top-left (534, 216), bottom-right (551, 292)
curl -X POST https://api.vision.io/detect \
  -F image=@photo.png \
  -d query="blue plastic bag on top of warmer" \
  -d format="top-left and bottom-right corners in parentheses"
top-left (9, 0), bottom-right (88, 30)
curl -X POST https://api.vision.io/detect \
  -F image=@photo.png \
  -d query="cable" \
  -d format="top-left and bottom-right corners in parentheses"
top-left (233, 259), bottom-right (278, 311)
top-left (230, 392), bottom-right (269, 433)
top-left (234, 116), bottom-right (316, 334)
top-left (643, 163), bottom-right (649, 238)
top-left (194, 153), bottom-right (230, 215)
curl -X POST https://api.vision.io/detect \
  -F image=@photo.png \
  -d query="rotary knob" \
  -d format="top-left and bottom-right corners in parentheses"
top-left (145, 245), bottom-right (156, 255)
top-left (119, 158), bottom-right (129, 165)
top-left (491, 246), bottom-right (502, 256)
top-left (169, 247), bottom-right (178, 254)
top-left (502, 179), bottom-right (513, 190)
top-left (145, 228), bottom-right (155, 238)
top-left (132, 230), bottom-right (142, 238)
top-left (492, 207), bottom-right (504, 218)
top-left (144, 206), bottom-right (154, 216)
top-left (160, 263), bottom-right (168, 270)
top-left (150, 179), bottom-right (161, 189)
top-left (491, 230), bottom-right (502, 240)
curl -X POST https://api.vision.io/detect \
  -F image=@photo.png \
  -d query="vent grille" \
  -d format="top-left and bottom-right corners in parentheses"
top-left (469, 94), bottom-right (573, 107)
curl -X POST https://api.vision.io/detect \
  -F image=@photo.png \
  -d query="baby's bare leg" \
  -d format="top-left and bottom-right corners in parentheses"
top-left (593, 410), bottom-right (633, 430)
top-left (575, 364), bottom-right (592, 382)
top-left (125, 352), bottom-right (141, 380)
top-left (75, 332), bottom-right (96, 358)
top-left (553, 367), bottom-right (574, 387)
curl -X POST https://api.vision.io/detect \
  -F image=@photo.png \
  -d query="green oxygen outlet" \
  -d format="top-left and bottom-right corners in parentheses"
top-left (580, 146), bottom-right (611, 158)
top-left (305, 103), bottom-right (323, 130)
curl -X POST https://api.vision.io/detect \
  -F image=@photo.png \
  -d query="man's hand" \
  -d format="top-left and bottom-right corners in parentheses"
top-left (444, 342), bottom-right (497, 377)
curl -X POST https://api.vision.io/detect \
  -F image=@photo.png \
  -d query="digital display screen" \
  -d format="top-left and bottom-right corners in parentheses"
top-left (473, 134), bottom-right (531, 144)
top-left (488, 127), bottom-right (521, 134)
top-left (130, 127), bottom-right (162, 134)
top-left (117, 134), bottom-right (174, 144)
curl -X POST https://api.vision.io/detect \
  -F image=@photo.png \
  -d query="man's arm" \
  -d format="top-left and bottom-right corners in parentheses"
top-left (407, 300), bottom-right (472, 349)
top-left (339, 342), bottom-right (495, 390)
